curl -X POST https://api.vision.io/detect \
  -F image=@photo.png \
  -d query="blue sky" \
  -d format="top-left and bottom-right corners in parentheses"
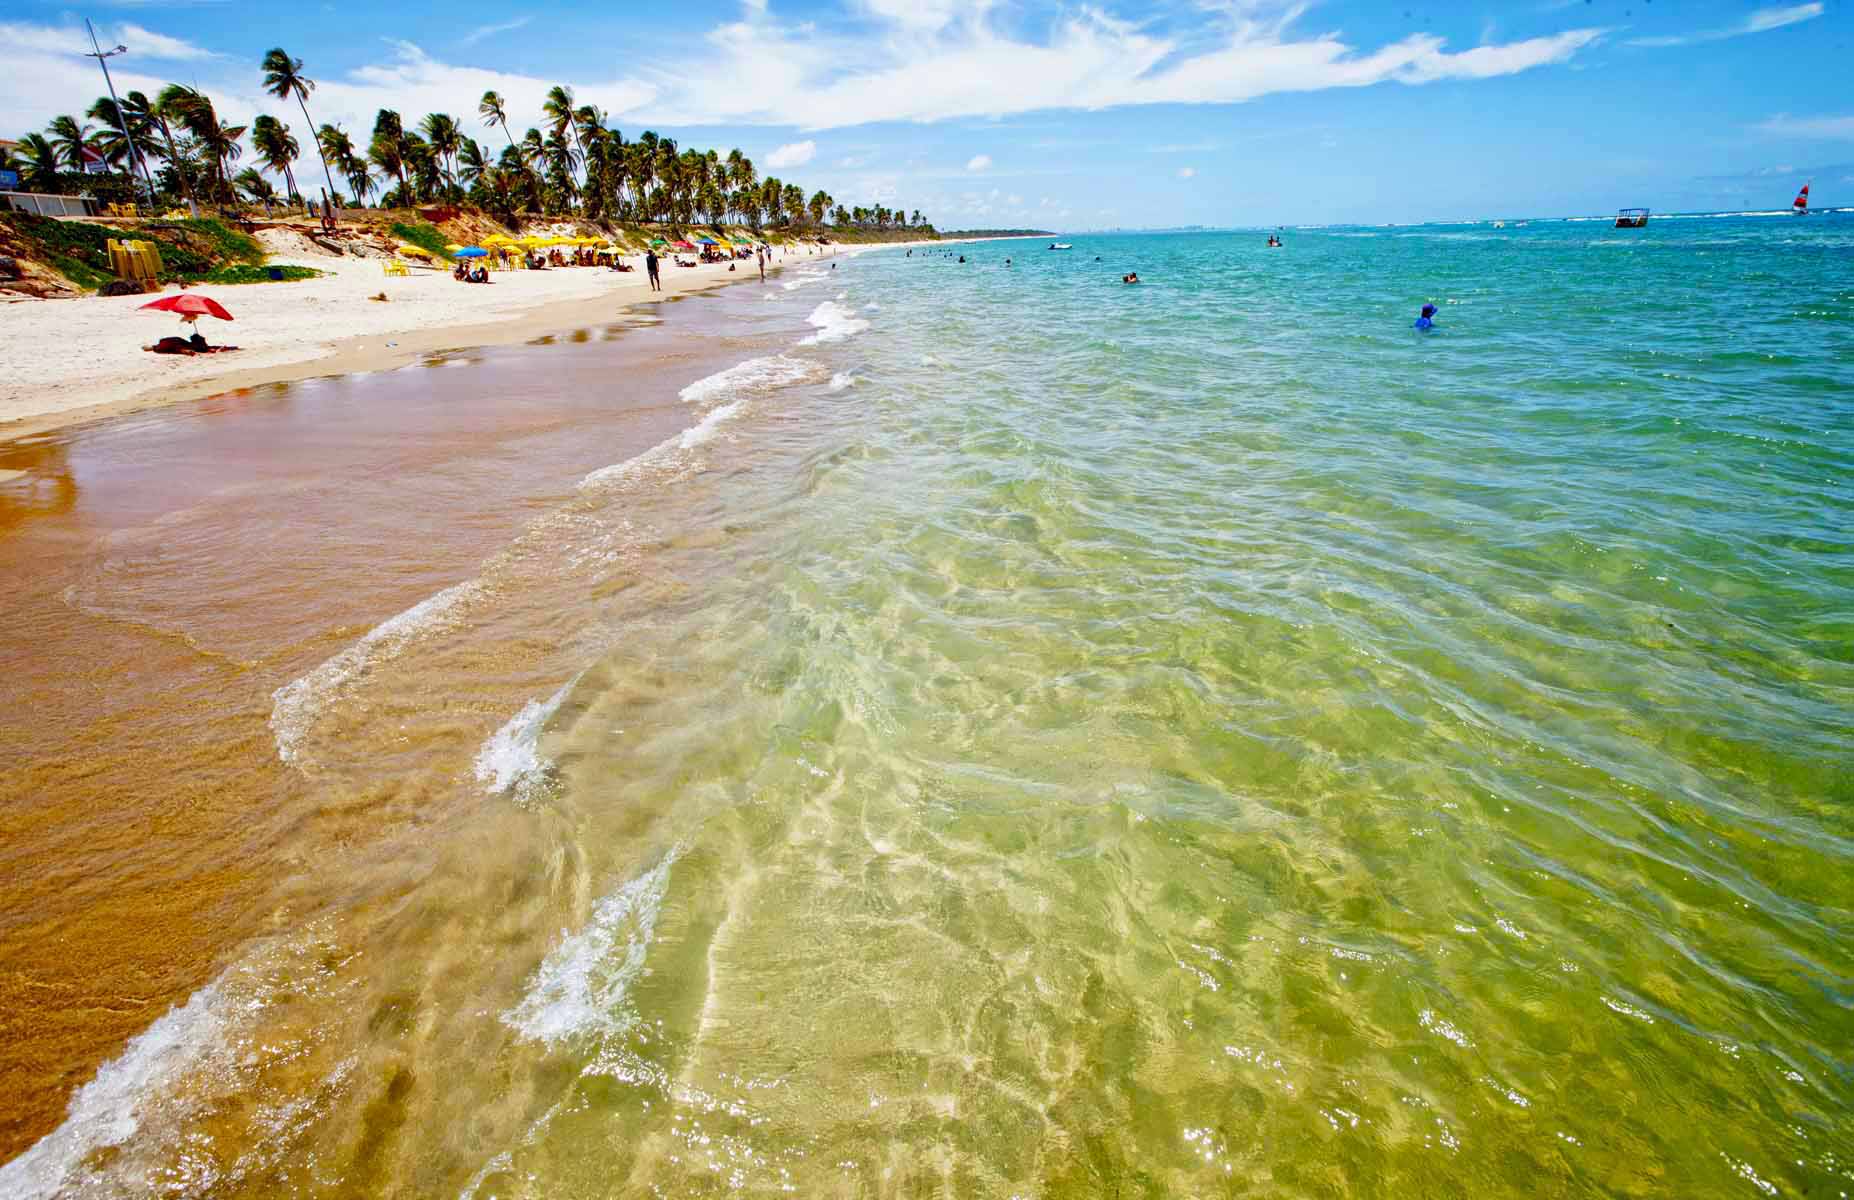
top-left (5, 0), bottom-right (1851, 227)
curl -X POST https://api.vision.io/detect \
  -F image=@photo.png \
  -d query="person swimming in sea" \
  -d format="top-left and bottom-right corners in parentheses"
top-left (1414, 303), bottom-right (1437, 331)
top-left (1122, 272), bottom-right (1139, 284)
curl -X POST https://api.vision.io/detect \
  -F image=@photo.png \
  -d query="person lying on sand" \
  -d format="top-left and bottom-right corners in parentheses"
top-left (145, 334), bottom-right (240, 356)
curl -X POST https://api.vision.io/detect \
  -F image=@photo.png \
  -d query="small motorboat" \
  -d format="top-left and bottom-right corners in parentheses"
top-left (1615, 207), bottom-right (1650, 228)
top-left (1048, 242), bottom-right (1072, 250)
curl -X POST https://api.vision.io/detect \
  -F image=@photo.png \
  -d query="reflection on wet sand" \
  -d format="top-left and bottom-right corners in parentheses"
top-left (0, 284), bottom-right (798, 1164)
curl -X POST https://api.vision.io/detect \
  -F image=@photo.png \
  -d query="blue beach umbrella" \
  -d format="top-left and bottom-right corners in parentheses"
top-left (455, 246), bottom-right (488, 258)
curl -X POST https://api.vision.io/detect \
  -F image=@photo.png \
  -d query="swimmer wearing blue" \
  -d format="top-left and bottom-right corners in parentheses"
top-left (1414, 303), bottom-right (1437, 331)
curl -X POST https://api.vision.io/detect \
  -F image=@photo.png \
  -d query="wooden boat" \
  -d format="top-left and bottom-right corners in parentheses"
top-left (1615, 208), bottom-right (1649, 229)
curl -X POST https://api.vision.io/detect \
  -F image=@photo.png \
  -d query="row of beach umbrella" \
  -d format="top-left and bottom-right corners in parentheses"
top-left (391, 232), bottom-right (772, 263)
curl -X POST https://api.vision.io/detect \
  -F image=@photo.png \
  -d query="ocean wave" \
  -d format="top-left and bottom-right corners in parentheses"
top-left (475, 676), bottom-right (577, 807)
top-left (0, 983), bottom-right (228, 1199)
top-left (501, 848), bottom-right (682, 1046)
top-left (678, 354), bottom-right (815, 406)
top-left (829, 371), bottom-right (856, 392)
top-left (270, 579), bottom-right (482, 766)
top-left (799, 300), bottom-right (871, 346)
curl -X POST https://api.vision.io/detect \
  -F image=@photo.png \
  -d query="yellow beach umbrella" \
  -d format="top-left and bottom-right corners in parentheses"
top-left (444, 243), bottom-right (465, 252)
top-left (482, 233), bottom-right (517, 245)
top-left (396, 243), bottom-right (434, 258)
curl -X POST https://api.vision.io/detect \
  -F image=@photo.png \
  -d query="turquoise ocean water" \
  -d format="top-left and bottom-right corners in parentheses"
top-left (7, 215), bottom-right (1853, 1197)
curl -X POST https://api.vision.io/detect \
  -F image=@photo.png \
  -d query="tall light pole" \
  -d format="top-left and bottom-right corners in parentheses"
top-left (83, 18), bottom-right (155, 212)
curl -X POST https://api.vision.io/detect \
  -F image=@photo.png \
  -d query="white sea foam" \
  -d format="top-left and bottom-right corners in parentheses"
top-left (0, 983), bottom-right (229, 1199)
top-left (678, 354), bottom-right (813, 406)
top-left (799, 300), bottom-right (870, 346)
top-left (502, 848), bottom-right (682, 1045)
top-left (270, 579), bottom-right (481, 766)
top-left (829, 371), bottom-right (856, 392)
top-left (475, 677), bottom-right (576, 806)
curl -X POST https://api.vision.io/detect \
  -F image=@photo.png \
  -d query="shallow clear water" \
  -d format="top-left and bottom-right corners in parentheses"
top-left (5, 219), bottom-right (1854, 1198)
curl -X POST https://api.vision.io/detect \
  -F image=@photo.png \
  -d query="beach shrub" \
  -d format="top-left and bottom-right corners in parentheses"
top-left (0, 212), bottom-right (278, 292)
top-left (390, 220), bottom-right (450, 259)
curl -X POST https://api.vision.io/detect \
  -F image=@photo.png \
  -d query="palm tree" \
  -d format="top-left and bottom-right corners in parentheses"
top-left (479, 90), bottom-right (515, 149)
top-left (807, 189), bottom-right (829, 226)
top-left (541, 85), bottom-right (585, 200)
top-left (457, 138), bottom-right (489, 191)
top-left (235, 167), bottom-right (278, 205)
top-left (159, 86), bottom-right (244, 204)
top-left (318, 123), bottom-right (370, 205)
top-left (88, 93), bottom-right (160, 197)
top-left (250, 115), bottom-right (301, 203)
top-left (370, 109), bottom-right (410, 204)
top-left (45, 115), bottom-right (95, 172)
top-left (261, 49), bottom-right (340, 209)
top-left (132, 89), bottom-right (200, 213)
top-left (16, 134), bottom-right (62, 191)
top-left (419, 113), bottom-right (461, 193)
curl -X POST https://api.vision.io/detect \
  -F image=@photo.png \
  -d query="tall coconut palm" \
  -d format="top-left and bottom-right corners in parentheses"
top-left (419, 113), bottom-right (461, 192)
top-left (260, 49), bottom-right (340, 208)
top-left (807, 189), bottom-right (829, 226)
top-left (479, 90), bottom-right (515, 149)
top-left (318, 123), bottom-right (370, 205)
top-left (541, 85), bottom-right (585, 199)
top-left (369, 109), bottom-right (410, 204)
top-left (457, 138), bottom-right (489, 192)
top-left (130, 89), bottom-right (200, 212)
top-left (249, 115), bottom-right (300, 202)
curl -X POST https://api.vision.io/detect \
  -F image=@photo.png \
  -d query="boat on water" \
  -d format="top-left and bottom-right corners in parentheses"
top-left (1615, 208), bottom-right (1650, 229)
top-left (1793, 181), bottom-right (1811, 215)
top-left (1048, 242), bottom-right (1072, 250)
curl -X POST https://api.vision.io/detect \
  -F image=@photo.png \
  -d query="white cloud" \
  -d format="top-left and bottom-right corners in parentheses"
top-left (460, 16), bottom-right (532, 46)
top-left (1757, 114), bottom-right (1854, 140)
top-left (1628, 2), bottom-right (1821, 48)
top-left (966, 154), bottom-right (991, 171)
top-left (1006, 193), bottom-right (1021, 204)
top-left (1176, 166), bottom-right (1196, 178)
top-left (2, 3), bottom-right (1609, 146)
top-left (766, 139), bottom-right (817, 167)
top-left (2, 20), bottom-right (214, 61)
top-left (836, 153), bottom-right (870, 167)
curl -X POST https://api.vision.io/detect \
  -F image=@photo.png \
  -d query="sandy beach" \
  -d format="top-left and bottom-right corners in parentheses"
top-left (0, 240), bottom-right (886, 439)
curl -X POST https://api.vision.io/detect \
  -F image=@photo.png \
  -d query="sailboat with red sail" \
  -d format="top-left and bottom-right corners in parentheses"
top-left (1792, 180), bottom-right (1811, 215)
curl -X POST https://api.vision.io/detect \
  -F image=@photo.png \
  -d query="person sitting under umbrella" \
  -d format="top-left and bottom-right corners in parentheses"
top-left (141, 292), bottom-right (239, 354)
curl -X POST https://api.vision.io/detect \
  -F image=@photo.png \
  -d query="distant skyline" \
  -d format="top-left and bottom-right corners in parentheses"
top-left (4, 0), bottom-right (1850, 228)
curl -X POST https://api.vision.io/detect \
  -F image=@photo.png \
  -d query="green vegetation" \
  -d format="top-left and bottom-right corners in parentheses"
top-left (0, 211), bottom-right (305, 292)
top-left (389, 219), bottom-right (450, 259)
top-left (7, 50), bottom-right (934, 236)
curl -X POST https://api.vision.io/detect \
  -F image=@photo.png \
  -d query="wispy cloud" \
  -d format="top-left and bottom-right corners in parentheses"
top-left (1627, 2), bottom-right (1821, 48)
top-left (766, 139), bottom-right (816, 167)
top-left (3, 2), bottom-right (1609, 140)
top-left (966, 154), bottom-right (992, 171)
top-left (460, 16), bottom-right (532, 46)
top-left (1176, 165), bottom-right (1196, 178)
top-left (1757, 114), bottom-right (1854, 140)
top-left (1, 19), bottom-right (215, 60)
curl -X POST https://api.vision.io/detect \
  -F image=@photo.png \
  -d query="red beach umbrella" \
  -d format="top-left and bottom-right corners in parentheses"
top-left (140, 293), bottom-right (234, 321)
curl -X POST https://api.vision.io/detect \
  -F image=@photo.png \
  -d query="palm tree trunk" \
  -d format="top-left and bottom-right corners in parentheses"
top-left (298, 95), bottom-right (340, 215)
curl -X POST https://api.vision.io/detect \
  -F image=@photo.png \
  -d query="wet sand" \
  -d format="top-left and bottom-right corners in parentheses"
top-left (0, 284), bottom-right (795, 1160)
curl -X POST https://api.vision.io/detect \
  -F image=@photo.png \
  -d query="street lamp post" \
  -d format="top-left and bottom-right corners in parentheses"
top-left (83, 19), bottom-right (158, 213)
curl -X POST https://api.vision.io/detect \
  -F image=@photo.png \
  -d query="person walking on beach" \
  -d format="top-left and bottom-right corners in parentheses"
top-left (645, 248), bottom-right (661, 293)
top-left (757, 247), bottom-right (766, 282)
